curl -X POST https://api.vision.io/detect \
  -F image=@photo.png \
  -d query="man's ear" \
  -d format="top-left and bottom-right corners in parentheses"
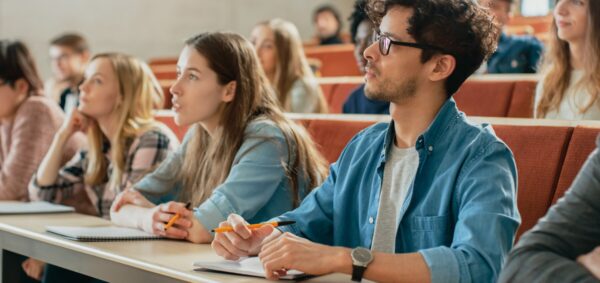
top-left (428, 54), bottom-right (456, 83)
top-left (222, 81), bottom-right (237, 103)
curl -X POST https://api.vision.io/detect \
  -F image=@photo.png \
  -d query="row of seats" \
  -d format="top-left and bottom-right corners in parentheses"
top-left (155, 111), bottom-right (600, 240)
top-left (148, 43), bottom-right (359, 79)
top-left (158, 75), bottom-right (538, 117)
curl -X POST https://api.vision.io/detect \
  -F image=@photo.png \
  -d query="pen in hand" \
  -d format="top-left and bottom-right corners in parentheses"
top-left (164, 202), bottom-right (192, 231)
top-left (211, 220), bottom-right (296, 233)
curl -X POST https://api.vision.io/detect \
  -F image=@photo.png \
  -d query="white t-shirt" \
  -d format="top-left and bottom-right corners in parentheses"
top-left (535, 70), bottom-right (600, 120)
top-left (371, 145), bottom-right (419, 253)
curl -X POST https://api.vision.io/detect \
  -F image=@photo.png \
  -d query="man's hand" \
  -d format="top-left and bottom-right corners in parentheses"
top-left (578, 246), bottom-right (600, 279)
top-left (212, 214), bottom-right (281, 260)
top-left (258, 232), bottom-right (351, 280)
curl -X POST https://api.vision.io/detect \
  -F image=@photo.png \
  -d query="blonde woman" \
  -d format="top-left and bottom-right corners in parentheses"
top-left (535, 0), bottom-right (600, 120)
top-left (250, 19), bottom-right (328, 113)
top-left (111, 32), bottom-right (328, 244)
top-left (29, 53), bottom-right (179, 217)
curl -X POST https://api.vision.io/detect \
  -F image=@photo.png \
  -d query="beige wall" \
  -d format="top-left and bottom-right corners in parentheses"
top-left (0, 0), bottom-right (353, 79)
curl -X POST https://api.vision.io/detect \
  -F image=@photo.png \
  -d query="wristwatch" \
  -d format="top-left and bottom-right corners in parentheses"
top-left (351, 247), bottom-right (373, 282)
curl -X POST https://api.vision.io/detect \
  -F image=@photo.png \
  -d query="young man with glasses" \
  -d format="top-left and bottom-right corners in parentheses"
top-left (212, 1), bottom-right (520, 282)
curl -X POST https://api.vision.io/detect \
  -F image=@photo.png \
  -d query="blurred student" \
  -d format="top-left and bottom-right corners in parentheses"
top-left (44, 33), bottom-right (90, 113)
top-left (535, 0), bottom-right (600, 120)
top-left (251, 19), bottom-right (328, 113)
top-left (0, 39), bottom-right (84, 283)
top-left (343, 0), bottom-right (390, 114)
top-left (313, 5), bottom-right (345, 45)
top-left (479, 0), bottom-right (543, 74)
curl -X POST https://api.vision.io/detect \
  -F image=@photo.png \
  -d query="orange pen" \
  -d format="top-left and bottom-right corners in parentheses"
top-left (211, 220), bottom-right (296, 233)
top-left (164, 202), bottom-right (192, 231)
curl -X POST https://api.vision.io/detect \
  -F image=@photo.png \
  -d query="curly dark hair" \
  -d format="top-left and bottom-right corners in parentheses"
top-left (366, 0), bottom-right (499, 96)
top-left (349, 0), bottom-right (370, 43)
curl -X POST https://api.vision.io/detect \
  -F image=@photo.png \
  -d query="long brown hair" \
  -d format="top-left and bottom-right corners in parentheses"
top-left (85, 53), bottom-right (164, 190)
top-left (178, 32), bottom-right (328, 207)
top-left (536, 0), bottom-right (600, 117)
top-left (258, 19), bottom-right (328, 113)
top-left (0, 40), bottom-right (43, 96)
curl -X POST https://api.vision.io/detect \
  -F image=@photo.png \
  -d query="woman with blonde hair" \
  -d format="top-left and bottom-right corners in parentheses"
top-left (111, 32), bottom-right (328, 244)
top-left (535, 0), bottom-right (600, 120)
top-left (29, 53), bottom-right (179, 282)
top-left (30, 52), bottom-right (178, 216)
top-left (251, 19), bottom-right (328, 113)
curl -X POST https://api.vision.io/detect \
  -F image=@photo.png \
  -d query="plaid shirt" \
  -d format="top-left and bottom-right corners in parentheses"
top-left (29, 128), bottom-right (178, 218)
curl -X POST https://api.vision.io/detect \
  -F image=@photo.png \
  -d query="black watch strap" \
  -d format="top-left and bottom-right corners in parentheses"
top-left (351, 265), bottom-right (366, 282)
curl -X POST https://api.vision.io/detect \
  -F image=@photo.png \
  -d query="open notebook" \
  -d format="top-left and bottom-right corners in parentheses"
top-left (46, 226), bottom-right (162, 242)
top-left (194, 257), bottom-right (307, 280)
top-left (0, 201), bottom-right (75, 214)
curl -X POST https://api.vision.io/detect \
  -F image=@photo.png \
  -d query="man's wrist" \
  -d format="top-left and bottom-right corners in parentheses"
top-left (332, 247), bottom-right (353, 274)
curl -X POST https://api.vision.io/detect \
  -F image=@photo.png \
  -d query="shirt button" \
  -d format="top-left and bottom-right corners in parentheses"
top-left (369, 217), bottom-right (374, 224)
top-left (428, 145), bottom-right (434, 152)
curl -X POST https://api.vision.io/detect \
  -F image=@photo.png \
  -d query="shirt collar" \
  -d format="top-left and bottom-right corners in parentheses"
top-left (381, 98), bottom-right (461, 161)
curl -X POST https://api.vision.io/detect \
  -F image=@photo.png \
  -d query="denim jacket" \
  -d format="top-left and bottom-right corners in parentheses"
top-left (277, 98), bottom-right (520, 283)
top-left (135, 118), bottom-right (307, 232)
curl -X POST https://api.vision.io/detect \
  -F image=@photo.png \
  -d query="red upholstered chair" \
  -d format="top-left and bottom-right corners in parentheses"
top-left (305, 45), bottom-right (361, 77)
top-left (552, 127), bottom-right (600, 203)
top-left (493, 125), bottom-right (573, 240)
top-left (154, 112), bottom-right (188, 142)
top-left (328, 83), bottom-right (361, 113)
top-left (454, 81), bottom-right (515, 117)
top-left (507, 81), bottom-right (537, 118)
top-left (320, 84), bottom-right (336, 108)
top-left (306, 119), bottom-right (376, 163)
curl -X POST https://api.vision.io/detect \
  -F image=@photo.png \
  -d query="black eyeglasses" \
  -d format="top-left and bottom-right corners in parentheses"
top-left (374, 31), bottom-right (447, 56)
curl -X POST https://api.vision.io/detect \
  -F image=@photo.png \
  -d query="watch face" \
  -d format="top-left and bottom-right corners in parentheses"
top-left (352, 247), bottom-right (373, 263)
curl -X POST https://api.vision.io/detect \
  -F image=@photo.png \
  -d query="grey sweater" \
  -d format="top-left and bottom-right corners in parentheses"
top-left (498, 136), bottom-right (600, 283)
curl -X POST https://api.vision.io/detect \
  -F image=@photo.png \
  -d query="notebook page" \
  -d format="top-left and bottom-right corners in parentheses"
top-left (194, 257), bottom-right (305, 280)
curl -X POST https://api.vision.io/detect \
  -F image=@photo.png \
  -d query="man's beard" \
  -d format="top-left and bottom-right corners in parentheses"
top-left (365, 75), bottom-right (417, 103)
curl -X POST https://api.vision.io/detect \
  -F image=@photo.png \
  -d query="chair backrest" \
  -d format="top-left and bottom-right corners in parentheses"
top-left (493, 125), bottom-right (573, 239)
top-left (552, 127), bottom-right (600, 203)
top-left (305, 44), bottom-right (361, 77)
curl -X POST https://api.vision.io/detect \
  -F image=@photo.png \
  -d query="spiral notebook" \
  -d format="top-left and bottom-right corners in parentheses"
top-left (46, 226), bottom-right (162, 242)
top-left (194, 257), bottom-right (307, 280)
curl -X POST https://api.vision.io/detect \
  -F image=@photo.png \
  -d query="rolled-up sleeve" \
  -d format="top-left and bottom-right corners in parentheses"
top-left (420, 141), bottom-right (520, 283)
top-left (498, 139), bottom-right (600, 283)
top-left (194, 125), bottom-right (291, 231)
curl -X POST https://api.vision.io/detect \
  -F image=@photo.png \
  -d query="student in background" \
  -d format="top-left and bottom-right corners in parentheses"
top-left (212, 0), bottom-right (519, 282)
top-left (313, 5), bottom-right (345, 45)
top-left (0, 39), bottom-right (85, 283)
top-left (110, 32), bottom-right (328, 244)
top-left (499, 136), bottom-right (600, 282)
top-left (479, 0), bottom-right (543, 74)
top-left (535, 0), bottom-right (600, 120)
top-left (343, 0), bottom-right (390, 114)
top-left (28, 53), bottom-right (178, 283)
top-left (250, 19), bottom-right (328, 113)
top-left (44, 33), bottom-right (90, 113)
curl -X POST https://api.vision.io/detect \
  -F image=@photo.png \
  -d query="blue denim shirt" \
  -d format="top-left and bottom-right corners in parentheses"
top-left (276, 98), bottom-right (520, 283)
top-left (134, 119), bottom-right (307, 232)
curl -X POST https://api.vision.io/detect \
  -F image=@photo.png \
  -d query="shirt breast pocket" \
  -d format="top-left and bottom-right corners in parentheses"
top-left (410, 215), bottom-right (452, 248)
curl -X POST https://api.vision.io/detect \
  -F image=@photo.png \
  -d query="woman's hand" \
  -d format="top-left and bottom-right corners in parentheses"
top-left (57, 108), bottom-right (89, 140)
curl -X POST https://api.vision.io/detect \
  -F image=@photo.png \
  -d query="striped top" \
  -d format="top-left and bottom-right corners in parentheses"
top-left (0, 96), bottom-right (85, 201)
top-left (29, 127), bottom-right (179, 218)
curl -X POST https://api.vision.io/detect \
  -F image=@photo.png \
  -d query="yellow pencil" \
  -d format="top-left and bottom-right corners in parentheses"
top-left (211, 221), bottom-right (296, 233)
top-left (164, 202), bottom-right (191, 231)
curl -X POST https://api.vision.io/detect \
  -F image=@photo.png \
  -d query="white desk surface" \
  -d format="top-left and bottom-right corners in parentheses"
top-left (0, 212), bottom-right (362, 283)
